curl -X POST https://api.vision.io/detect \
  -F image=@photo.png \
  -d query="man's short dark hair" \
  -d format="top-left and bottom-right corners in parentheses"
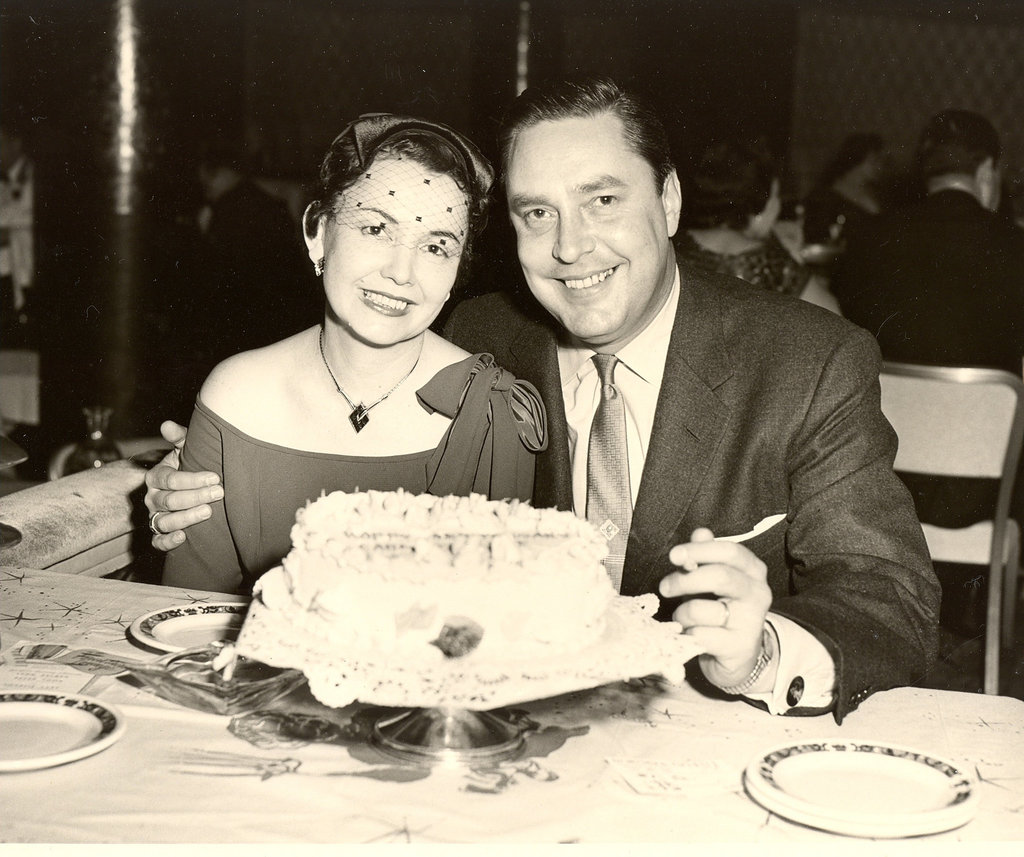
top-left (497, 76), bottom-right (675, 192)
top-left (917, 109), bottom-right (1000, 182)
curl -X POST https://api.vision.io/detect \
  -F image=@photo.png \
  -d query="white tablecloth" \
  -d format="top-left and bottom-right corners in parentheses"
top-left (2, 567), bottom-right (1023, 844)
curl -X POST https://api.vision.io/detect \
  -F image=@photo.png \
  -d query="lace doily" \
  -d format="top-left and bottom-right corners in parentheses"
top-left (235, 595), bottom-right (703, 711)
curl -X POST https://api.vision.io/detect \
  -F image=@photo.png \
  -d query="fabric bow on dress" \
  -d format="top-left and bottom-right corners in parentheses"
top-left (417, 353), bottom-right (547, 502)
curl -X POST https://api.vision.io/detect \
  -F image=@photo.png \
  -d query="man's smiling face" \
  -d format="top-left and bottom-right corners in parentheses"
top-left (506, 112), bottom-right (681, 352)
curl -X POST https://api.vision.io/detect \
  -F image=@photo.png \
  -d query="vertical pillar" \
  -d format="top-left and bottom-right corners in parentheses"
top-left (98, 0), bottom-right (142, 427)
top-left (516, 1), bottom-right (531, 96)
top-left (15, 0), bottom-right (246, 456)
top-left (27, 0), bottom-right (152, 445)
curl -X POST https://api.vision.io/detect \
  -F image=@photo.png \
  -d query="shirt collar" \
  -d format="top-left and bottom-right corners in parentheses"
top-left (558, 266), bottom-right (681, 387)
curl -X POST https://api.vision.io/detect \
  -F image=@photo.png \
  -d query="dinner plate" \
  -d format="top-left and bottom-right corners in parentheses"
top-left (0, 691), bottom-right (126, 772)
top-left (128, 602), bottom-right (249, 653)
top-left (743, 739), bottom-right (978, 838)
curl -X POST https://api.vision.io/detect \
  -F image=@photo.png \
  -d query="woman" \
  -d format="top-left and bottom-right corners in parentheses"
top-left (163, 114), bottom-right (546, 595)
top-left (801, 132), bottom-right (887, 248)
top-left (676, 140), bottom-right (839, 312)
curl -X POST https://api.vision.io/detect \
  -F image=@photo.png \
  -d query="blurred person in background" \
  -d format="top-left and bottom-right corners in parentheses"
top-left (0, 121), bottom-right (35, 347)
top-left (801, 132), bottom-right (890, 250)
top-left (833, 109), bottom-right (1024, 377)
top-left (676, 139), bottom-right (839, 313)
top-left (166, 141), bottom-right (320, 416)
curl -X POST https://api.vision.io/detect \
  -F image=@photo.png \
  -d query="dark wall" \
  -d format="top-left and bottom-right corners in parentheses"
top-left (238, 1), bottom-right (513, 177)
top-left (525, 0), bottom-right (799, 166)
top-left (790, 0), bottom-right (1024, 199)
top-left (235, 0), bottom-right (800, 182)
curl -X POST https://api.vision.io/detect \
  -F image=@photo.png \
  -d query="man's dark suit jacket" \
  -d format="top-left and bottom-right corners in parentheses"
top-left (833, 188), bottom-right (1024, 375)
top-left (445, 265), bottom-right (939, 722)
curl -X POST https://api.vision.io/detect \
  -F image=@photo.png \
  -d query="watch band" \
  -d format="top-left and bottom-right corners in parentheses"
top-left (715, 626), bottom-right (774, 695)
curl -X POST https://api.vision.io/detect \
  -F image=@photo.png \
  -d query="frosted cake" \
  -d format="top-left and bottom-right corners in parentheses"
top-left (250, 489), bottom-right (615, 665)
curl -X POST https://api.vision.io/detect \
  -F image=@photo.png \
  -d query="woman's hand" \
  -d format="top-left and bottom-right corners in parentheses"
top-left (144, 421), bottom-right (223, 551)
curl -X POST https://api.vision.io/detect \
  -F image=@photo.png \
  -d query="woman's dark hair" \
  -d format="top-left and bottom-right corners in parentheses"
top-left (497, 76), bottom-right (675, 192)
top-left (304, 124), bottom-right (491, 288)
top-left (683, 140), bottom-right (776, 230)
top-left (817, 133), bottom-right (884, 188)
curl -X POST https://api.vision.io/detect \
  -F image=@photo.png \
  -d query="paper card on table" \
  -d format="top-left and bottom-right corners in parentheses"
top-left (607, 756), bottom-right (734, 797)
top-left (4, 641), bottom-right (144, 673)
top-left (0, 657), bottom-right (96, 694)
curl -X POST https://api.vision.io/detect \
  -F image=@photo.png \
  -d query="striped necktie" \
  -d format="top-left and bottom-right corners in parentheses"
top-left (586, 353), bottom-right (632, 591)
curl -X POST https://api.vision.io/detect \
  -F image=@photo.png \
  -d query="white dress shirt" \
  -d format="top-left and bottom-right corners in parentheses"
top-left (557, 269), bottom-right (836, 713)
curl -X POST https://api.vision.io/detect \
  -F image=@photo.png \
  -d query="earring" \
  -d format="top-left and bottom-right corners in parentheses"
top-left (314, 258), bottom-right (325, 276)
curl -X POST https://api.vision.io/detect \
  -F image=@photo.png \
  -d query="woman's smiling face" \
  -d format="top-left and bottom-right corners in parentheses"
top-left (307, 155), bottom-right (469, 346)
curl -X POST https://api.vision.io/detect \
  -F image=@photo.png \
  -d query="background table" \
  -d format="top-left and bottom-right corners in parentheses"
top-left (2, 566), bottom-right (1023, 844)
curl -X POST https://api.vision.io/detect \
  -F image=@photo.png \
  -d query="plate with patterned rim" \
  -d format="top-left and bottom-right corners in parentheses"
top-left (128, 602), bottom-right (249, 653)
top-left (743, 739), bottom-right (979, 838)
top-left (0, 691), bottom-right (126, 772)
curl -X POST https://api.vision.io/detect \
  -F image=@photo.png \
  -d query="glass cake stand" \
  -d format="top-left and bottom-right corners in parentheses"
top-left (235, 590), bottom-right (702, 765)
top-left (370, 706), bottom-right (524, 765)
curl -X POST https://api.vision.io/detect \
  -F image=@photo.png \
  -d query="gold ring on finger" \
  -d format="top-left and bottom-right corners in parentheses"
top-left (148, 511), bottom-right (166, 536)
top-left (719, 599), bottom-right (731, 628)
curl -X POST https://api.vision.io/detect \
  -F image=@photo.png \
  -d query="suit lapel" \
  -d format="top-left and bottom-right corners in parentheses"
top-left (622, 271), bottom-right (734, 596)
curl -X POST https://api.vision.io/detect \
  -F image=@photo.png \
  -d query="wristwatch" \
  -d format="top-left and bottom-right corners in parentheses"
top-left (715, 625), bottom-right (774, 695)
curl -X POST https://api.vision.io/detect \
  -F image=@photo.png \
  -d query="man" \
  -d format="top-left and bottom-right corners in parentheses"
top-left (169, 142), bottom-right (320, 415)
top-left (0, 122), bottom-right (35, 346)
top-left (147, 78), bottom-right (938, 723)
top-left (801, 132), bottom-right (889, 248)
top-left (832, 109), bottom-right (1024, 376)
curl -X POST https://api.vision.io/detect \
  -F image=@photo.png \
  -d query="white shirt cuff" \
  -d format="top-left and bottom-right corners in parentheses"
top-left (743, 613), bottom-right (836, 714)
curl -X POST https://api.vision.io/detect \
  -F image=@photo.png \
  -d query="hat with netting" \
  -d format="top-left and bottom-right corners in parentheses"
top-left (325, 114), bottom-right (494, 257)
top-left (332, 113), bottom-right (494, 199)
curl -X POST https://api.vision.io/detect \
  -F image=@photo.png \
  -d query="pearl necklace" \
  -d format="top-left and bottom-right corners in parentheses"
top-left (318, 326), bottom-right (420, 432)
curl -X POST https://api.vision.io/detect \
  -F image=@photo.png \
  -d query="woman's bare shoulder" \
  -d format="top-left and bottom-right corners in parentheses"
top-left (199, 328), bottom-right (316, 422)
top-left (423, 329), bottom-right (471, 368)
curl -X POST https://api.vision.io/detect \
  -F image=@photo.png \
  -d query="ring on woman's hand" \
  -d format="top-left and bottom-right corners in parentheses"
top-left (718, 599), bottom-right (731, 628)
top-left (148, 511), bottom-right (166, 536)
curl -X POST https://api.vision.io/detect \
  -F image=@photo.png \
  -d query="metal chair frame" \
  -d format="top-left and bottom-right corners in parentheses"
top-left (879, 361), bottom-right (1024, 694)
